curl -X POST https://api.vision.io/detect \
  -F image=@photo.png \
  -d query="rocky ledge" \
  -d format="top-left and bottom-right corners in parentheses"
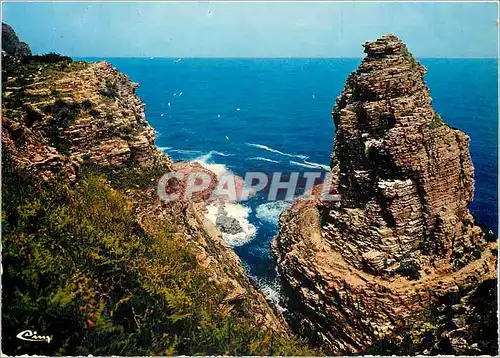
top-left (272, 34), bottom-right (497, 354)
top-left (3, 59), bottom-right (170, 182)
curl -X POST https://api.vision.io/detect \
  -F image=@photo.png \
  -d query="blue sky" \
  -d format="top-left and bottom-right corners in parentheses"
top-left (2, 1), bottom-right (498, 58)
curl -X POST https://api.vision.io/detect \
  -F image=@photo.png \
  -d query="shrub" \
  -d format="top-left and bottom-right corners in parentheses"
top-left (22, 52), bottom-right (73, 64)
top-left (42, 99), bottom-right (82, 153)
top-left (82, 99), bottom-right (93, 110)
top-left (89, 109), bottom-right (100, 117)
top-left (99, 79), bottom-right (118, 98)
top-left (429, 112), bottom-right (445, 130)
top-left (401, 46), bottom-right (419, 70)
top-left (396, 260), bottom-right (421, 280)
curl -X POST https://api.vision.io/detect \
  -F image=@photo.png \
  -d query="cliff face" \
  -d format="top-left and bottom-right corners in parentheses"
top-left (272, 35), bottom-right (497, 354)
top-left (2, 25), bottom-right (296, 355)
top-left (3, 61), bottom-right (170, 182)
top-left (2, 23), bottom-right (31, 58)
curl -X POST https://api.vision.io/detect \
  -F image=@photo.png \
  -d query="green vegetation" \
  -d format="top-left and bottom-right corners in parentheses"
top-left (99, 78), bottom-right (118, 98)
top-left (396, 260), bottom-right (421, 280)
top-left (22, 52), bottom-right (73, 64)
top-left (41, 99), bottom-right (88, 153)
top-left (81, 98), bottom-right (94, 110)
top-left (3, 55), bottom-right (87, 89)
top-left (1, 51), bottom-right (315, 356)
top-left (1, 150), bottom-right (315, 355)
top-left (401, 46), bottom-right (419, 70)
top-left (429, 112), bottom-right (446, 130)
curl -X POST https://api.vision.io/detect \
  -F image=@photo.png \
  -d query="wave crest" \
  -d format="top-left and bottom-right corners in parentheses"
top-left (206, 203), bottom-right (256, 247)
top-left (289, 160), bottom-right (329, 171)
top-left (246, 143), bottom-right (308, 160)
top-left (255, 201), bottom-right (292, 227)
top-left (246, 157), bottom-right (280, 164)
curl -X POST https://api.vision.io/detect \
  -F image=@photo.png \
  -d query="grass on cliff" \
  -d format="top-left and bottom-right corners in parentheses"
top-left (1, 152), bottom-right (314, 356)
top-left (429, 112), bottom-right (446, 130)
top-left (401, 46), bottom-right (420, 70)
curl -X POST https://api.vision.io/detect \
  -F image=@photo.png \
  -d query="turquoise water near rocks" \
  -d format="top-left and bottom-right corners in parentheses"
top-left (81, 57), bottom-right (498, 300)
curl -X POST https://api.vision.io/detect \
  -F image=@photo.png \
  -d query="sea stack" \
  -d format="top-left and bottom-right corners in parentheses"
top-left (272, 35), bottom-right (497, 354)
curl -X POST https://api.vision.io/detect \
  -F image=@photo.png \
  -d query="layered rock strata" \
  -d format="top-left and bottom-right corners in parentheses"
top-left (2, 61), bottom-right (170, 182)
top-left (272, 34), bottom-right (497, 353)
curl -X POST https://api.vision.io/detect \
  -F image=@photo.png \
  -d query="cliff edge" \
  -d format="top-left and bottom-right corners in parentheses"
top-left (272, 34), bottom-right (497, 355)
top-left (1, 25), bottom-right (306, 356)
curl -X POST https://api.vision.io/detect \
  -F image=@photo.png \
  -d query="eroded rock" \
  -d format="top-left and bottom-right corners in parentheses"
top-left (272, 34), bottom-right (497, 354)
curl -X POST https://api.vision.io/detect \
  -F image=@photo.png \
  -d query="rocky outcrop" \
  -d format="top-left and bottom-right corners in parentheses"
top-left (2, 60), bottom-right (171, 182)
top-left (272, 34), bottom-right (497, 354)
top-left (216, 205), bottom-right (244, 235)
top-left (2, 23), bottom-right (31, 58)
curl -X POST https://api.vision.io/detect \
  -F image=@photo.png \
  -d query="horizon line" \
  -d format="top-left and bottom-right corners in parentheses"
top-left (71, 56), bottom-right (499, 60)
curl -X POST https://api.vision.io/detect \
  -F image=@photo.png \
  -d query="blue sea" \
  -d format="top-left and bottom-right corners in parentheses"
top-left (82, 57), bottom-right (498, 298)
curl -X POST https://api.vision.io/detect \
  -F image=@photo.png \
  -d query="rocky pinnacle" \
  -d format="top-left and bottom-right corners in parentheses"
top-left (272, 34), bottom-right (496, 354)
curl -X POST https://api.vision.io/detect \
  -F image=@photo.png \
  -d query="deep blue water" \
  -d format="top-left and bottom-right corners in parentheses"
top-left (81, 57), bottom-right (498, 292)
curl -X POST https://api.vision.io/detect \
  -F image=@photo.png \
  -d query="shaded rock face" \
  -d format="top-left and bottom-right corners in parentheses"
top-left (2, 23), bottom-right (31, 57)
top-left (272, 34), bottom-right (497, 354)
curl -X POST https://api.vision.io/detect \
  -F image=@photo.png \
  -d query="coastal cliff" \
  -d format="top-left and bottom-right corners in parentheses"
top-left (1, 25), bottom-right (310, 356)
top-left (272, 35), bottom-right (497, 355)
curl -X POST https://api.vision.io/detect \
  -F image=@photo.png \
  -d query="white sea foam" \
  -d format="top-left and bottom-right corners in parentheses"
top-left (211, 151), bottom-right (234, 157)
top-left (196, 150), bottom-right (232, 162)
top-left (246, 143), bottom-right (308, 160)
top-left (170, 149), bottom-right (202, 154)
top-left (289, 160), bottom-right (330, 171)
top-left (206, 202), bottom-right (256, 247)
top-left (255, 201), bottom-right (292, 227)
top-left (157, 146), bottom-right (172, 152)
top-left (194, 151), bottom-right (233, 177)
top-left (249, 274), bottom-right (285, 311)
top-left (246, 157), bottom-right (280, 164)
top-left (304, 160), bottom-right (330, 171)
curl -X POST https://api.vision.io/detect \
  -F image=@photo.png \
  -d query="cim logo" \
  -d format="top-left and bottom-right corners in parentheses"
top-left (16, 330), bottom-right (52, 343)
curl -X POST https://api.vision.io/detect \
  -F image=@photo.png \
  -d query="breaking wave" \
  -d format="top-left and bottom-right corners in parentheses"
top-left (205, 203), bottom-right (256, 247)
top-left (194, 151), bottom-right (233, 177)
top-left (169, 149), bottom-right (202, 154)
top-left (246, 157), bottom-right (280, 164)
top-left (304, 160), bottom-right (330, 171)
top-left (248, 273), bottom-right (285, 311)
top-left (246, 143), bottom-right (308, 160)
top-left (255, 201), bottom-right (292, 227)
top-left (289, 160), bottom-right (329, 171)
